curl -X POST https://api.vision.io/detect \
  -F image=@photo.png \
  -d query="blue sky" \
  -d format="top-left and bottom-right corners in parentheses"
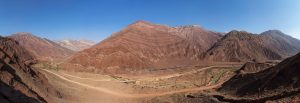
top-left (0, 0), bottom-right (299, 42)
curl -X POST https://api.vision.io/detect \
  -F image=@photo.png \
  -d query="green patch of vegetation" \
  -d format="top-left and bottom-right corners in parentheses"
top-left (211, 69), bottom-right (227, 84)
top-left (206, 68), bottom-right (213, 75)
top-left (110, 75), bottom-right (122, 80)
top-left (37, 62), bottom-right (61, 71)
top-left (123, 81), bottom-right (136, 84)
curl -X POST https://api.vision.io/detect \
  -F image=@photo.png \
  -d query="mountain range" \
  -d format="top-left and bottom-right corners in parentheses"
top-left (201, 30), bottom-right (300, 62)
top-left (62, 21), bottom-right (223, 74)
top-left (61, 21), bottom-right (300, 74)
top-left (1, 20), bottom-right (300, 103)
top-left (9, 33), bottom-right (74, 61)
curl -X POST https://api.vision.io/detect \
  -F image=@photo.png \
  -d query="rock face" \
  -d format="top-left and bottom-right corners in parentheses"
top-left (202, 30), bottom-right (300, 62)
top-left (9, 33), bottom-right (74, 61)
top-left (55, 39), bottom-right (96, 51)
top-left (64, 21), bottom-right (222, 74)
top-left (0, 36), bottom-right (58, 103)
top-left (219, 52), bottom-right (300, 101)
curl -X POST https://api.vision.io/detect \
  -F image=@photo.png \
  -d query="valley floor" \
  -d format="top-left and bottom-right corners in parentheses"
top-left (37, 63), bottom-right (241, 103)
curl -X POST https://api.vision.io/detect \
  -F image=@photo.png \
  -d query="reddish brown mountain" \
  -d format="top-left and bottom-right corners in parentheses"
top-left (202, 30), bottom-right (300, 62)
top-left (217, 52), bottom-right (300, 102)
top-left (64, 21), bottom-right (222, 74)
top-left (260, 30), bottom-right (300, 57)
top-left (9, 33), bottom-right (74, 61)
top-left (0, 36), bottom-right (60, 103)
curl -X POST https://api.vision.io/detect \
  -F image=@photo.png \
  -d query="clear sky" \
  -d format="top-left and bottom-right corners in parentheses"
top-left (0, 0), bottom-right (299, 42)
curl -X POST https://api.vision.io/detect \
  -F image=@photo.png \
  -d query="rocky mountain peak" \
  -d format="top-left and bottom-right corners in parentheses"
top-left (12, 32), bottom-right (35, 37)
top-left (260, 30), bottom-right (290, 38)
top-left (261, 30), bottom-right (284, 35)
top-left (224, 30), bottom-right (256, 40)
top-left (129, 20), bottom-right (156, 27)
top-left (175, 25), bottom-right (202, 28)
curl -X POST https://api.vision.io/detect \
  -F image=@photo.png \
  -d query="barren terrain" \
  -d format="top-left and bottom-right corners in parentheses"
top-left (36, 62), bottom-right (241, 103)
top-left (2, 21), bottom-right (300, 103)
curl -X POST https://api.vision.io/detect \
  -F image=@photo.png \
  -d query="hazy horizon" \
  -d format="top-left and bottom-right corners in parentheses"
top-left (1, 0), bottom-right (299, 42)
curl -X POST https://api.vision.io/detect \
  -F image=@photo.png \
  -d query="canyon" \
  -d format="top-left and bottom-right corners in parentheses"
top-left (1, 21), bottom-right (300, 103)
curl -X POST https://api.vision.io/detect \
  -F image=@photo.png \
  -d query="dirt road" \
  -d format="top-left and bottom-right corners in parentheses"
top-left (138, 65), bottom-right (235, 81)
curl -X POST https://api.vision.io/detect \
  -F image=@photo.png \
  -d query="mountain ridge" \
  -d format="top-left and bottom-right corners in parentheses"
top-left (63, 21), bottom-right (222, 74)
top-left (201, 30), bottom-right (300, 62)
top-left (9, 32), bottom-right (75, 61)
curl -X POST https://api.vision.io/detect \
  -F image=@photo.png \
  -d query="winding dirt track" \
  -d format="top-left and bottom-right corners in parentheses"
top-left (40, 68), bottom-right (224, 98)
top-left (138, 65), bottom-right (234, 81)
top-left (60, 72), bottom-right (113, 82)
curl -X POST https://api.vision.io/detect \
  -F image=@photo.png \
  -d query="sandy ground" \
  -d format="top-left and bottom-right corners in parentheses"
top-left (38, 65), bottom-right (240, 103)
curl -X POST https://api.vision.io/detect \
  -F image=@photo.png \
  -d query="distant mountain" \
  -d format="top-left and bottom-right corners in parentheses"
top-left (260, 30), bottom-right (300, 57)
top-left (201, 30), bottom-right (300, 62)
top-left (9, 32), bottom-right (74, 61)
top-left (218, 52), bottom-right (300, 102)
top-left (55, 39), bottom-right (96, 51)
top-left (0, 36), bottom-right (59, 103)
top-left (63, 21), bottom-right (222, 74)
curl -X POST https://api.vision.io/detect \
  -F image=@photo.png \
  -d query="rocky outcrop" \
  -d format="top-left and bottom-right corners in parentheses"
top-left (0, 36), bottom-right (60, 103)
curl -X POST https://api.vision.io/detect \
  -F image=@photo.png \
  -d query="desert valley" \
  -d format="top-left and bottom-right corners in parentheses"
top-left (1, 20), bottom-right (300, 103)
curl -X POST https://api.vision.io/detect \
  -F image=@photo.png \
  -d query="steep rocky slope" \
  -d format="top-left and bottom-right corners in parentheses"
top-left (202, 30), bottom-right (300, 62)
top-left (64, 21), bottom-right (222, 74)
top-left (55, 39), bottom-right (96, 51)
top-left (217, 52), bottom-right (300, 102)
top-left (9, 33), bottom-right (74, 61)
top-left (0, 36), bottom-right (61, 103)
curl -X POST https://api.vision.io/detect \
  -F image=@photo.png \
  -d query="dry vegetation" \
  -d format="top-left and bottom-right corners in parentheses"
top-left (36, 62), bottom-right (241, 103)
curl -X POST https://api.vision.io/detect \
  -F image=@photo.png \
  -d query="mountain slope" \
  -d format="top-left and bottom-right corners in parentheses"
top-left (0, 36), bottom-right (59, 103)
top-left (218, 52), bottom-right (300, 102)
top-left (202, 30), bottom-right (300, 62)
top-left (9, 33), bottom-right (74, 61)
top-left (260, 30), bottom-right (300, 57)
top-left (55, 39), bottom-right (96, 51)
top-left (63, 21), bottom-right (222, 74)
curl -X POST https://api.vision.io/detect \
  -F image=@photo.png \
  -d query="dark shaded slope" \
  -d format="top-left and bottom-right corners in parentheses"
top-left (0, 36), bottom-right (61, 103)
top-left (217, 52), bottom-right (300, 102)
